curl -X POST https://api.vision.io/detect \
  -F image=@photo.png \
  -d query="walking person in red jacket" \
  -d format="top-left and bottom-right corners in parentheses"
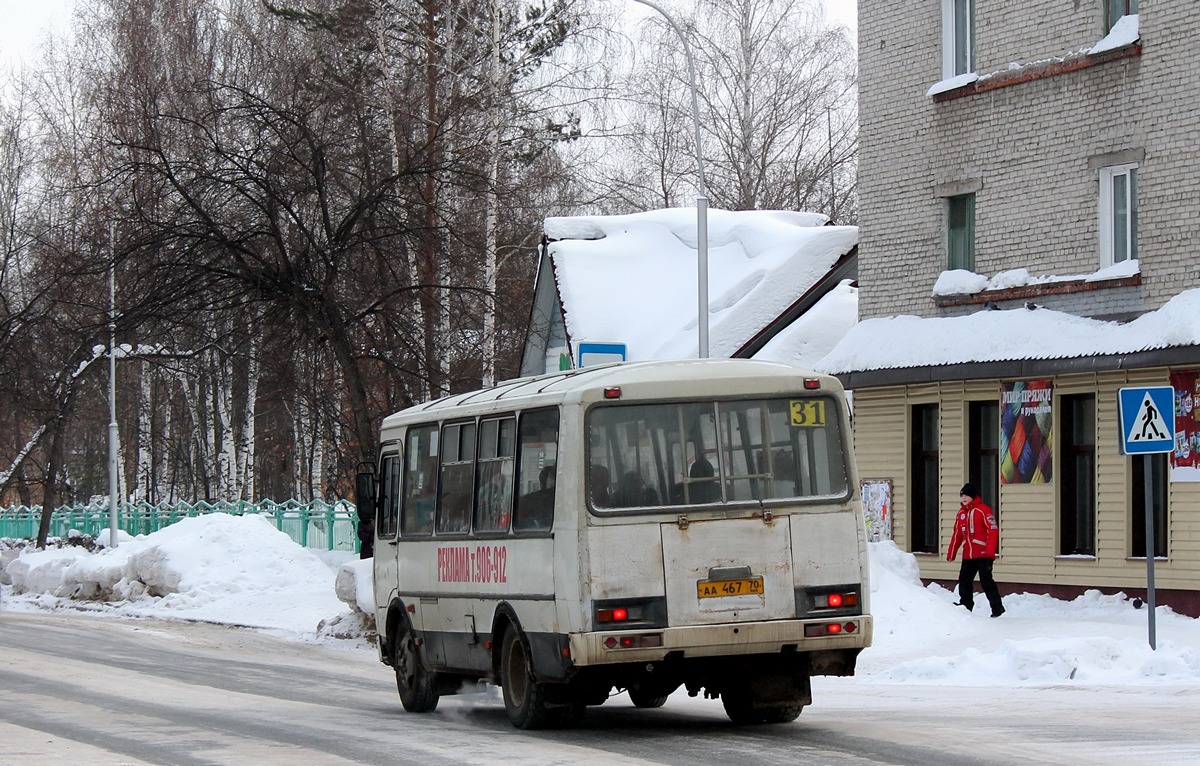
top-left (947, 482), bottom-right (1005, 618)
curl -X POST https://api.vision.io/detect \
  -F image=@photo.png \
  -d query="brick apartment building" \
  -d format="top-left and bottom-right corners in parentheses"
top-left (823, 2), bottom-right (1200, 614)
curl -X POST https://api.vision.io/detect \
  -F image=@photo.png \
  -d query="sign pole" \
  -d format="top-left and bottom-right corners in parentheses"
top-left (1117, 385), bottom-right (1173, 652)
top-left (1143, 454), bottom-right (1156, 650)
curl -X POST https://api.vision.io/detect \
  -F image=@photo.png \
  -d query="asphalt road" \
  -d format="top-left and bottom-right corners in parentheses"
top-left (1, 611), bottom-right (1196, 766)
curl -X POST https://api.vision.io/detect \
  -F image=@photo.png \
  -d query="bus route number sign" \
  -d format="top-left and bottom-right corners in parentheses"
top-left (790, 400), bottom-right (826, 427)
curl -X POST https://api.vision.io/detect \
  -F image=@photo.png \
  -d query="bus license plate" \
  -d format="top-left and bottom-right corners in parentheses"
top-left (697, 577), bottom-right (764, 599)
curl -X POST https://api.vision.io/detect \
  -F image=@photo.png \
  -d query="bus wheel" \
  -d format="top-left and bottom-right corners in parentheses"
top-left (721, 693), bottom-right (764, 725)
top-left (394, 620), bottom-right (439, 713)
top-left (628, 687), bottom-right (668, 709)
top-left (500, 629), bottom-right (552, 729)
top-left (760, 704), bottom-right (803, 724)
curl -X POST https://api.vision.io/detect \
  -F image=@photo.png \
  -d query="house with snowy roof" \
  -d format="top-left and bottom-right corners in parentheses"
top-left (519, 208), bottom-right (858, 377)
top-left (827, 3), bottom-right (1200, 614)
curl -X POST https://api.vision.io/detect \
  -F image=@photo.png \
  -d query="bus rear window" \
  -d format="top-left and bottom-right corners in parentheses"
top-left (587, 397), bottom-right (848, 510)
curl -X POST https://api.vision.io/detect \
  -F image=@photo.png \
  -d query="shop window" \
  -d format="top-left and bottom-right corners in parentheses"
top-left (1060, 395), bottom-right (1096, 556)
top-left (1131, 453), bottom-right (1167, 558)
top-left (910, 404), bottom-right (940, 553)
top-left (967, 401), bottom-right (999, 513)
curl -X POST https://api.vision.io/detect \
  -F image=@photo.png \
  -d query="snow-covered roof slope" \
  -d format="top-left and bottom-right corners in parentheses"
top-left (544, 208), bottom-right (857, 361)
top-left (817, 288), bottom-right (1200, 375)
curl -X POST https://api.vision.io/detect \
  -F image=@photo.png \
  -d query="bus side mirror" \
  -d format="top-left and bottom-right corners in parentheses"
top-left (355, 467), bottom-right (377, 522)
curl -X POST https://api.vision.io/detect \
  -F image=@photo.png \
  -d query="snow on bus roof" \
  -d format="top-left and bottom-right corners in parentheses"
top-left (381, 359), bottom-right (833, 426)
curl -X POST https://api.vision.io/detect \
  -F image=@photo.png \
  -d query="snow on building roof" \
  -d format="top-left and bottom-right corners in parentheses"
top-left (816, 288), bottom-right (1200, 375)
top-left (544, 208), bottom-right (858, 361)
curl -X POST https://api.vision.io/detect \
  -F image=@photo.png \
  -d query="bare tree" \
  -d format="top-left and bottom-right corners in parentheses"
top-left (600, 0), bottom-right (857, 219)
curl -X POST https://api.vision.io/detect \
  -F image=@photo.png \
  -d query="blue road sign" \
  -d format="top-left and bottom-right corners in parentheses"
top-left (1118, 386), bottom-right (1175, 455)
top-left (576, 341), bottom-right (627, 369)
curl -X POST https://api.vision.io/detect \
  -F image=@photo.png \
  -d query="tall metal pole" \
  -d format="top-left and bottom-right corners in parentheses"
top-left (108, 222), bottom-right (120, 548)
top-left (1143, 454), bottom-right (1156, 649)
top-left (632, 0), bottom-right (709, 357)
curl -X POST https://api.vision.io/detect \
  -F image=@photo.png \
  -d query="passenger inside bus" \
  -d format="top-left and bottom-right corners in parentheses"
top-left (688, 456), bottom-right (719, 503)
top-left (515, 465), bottom-right (555, 529)
top-left (614, 470), bottom-right (659, 507)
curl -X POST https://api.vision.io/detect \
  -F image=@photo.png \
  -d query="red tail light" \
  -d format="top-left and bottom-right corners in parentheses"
top-left (603, 387), bottom-right (622, 399)
top-left (597, 607), bottom-right (630, 623)
top-left (815, 592), bottom-right (857, 609)
top-left (804, 621), bottom-right (858, 638)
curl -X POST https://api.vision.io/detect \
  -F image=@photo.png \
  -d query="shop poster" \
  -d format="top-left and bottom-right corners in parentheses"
top-left (860, 480), bottom-right (893, 542)
top-left (1000, 379), bottom-right (1053, 484)
top-left (1170, 370), bottom-right (1200, 482)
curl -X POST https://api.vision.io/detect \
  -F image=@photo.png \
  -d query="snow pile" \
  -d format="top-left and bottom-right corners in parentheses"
top-left (864, 541), bottom-right (1200, 686)
top-left (5, 513), bottom-right (351, 637)
top-left (932, 261), bottom-right (1139, 297)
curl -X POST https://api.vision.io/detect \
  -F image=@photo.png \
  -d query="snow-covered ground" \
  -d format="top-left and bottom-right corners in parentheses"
top-left (3, 513), bottom-right (1198, 691)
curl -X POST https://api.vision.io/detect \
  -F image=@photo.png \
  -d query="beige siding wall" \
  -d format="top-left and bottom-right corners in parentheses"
top-left (854, 368), bottom-right (1200, 593)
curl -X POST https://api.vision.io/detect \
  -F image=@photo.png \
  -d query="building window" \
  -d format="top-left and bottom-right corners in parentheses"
top-left (1099, 163), bottom-right (1137, 267)
top-left (1105, 0), bottom-right (1138, 33)
top-left (1131, 454), bottom-right (1167, 559)
top-left (967, 401), bottom-right (998, 514)
top-left (910, 404), bottom-right (940, 554)
top-left (947, 193), bottom-right (975, 271)
top-left (1060, 395), bottom-right (1096, 556)
top-left (942, 0), bottom-right (975, 78)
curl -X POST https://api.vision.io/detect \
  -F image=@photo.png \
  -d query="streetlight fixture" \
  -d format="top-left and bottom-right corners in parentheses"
top-left (631, 0), bottom-right (709, 358)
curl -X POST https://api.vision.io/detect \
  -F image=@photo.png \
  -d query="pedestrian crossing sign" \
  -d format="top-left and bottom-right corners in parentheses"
top-left (1118, 386), bottom-right (1175, 455)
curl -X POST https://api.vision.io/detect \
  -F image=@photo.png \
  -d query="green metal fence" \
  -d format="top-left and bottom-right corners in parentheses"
top-left (0, 499), bottom-right (361, 552)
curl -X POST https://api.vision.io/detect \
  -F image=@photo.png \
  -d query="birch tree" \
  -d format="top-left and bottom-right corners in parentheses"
top-left (610, 0), bottom-right (857, 219)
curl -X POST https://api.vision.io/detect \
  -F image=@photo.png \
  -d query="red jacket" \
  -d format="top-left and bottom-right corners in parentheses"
top-left (947, 497), bottom-right (999, 561)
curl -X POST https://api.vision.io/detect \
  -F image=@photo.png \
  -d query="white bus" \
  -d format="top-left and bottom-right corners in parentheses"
top-left (357, 359), bottom-right (871, 729)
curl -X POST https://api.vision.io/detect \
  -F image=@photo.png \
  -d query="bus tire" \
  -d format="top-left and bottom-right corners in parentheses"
top-left (394, 620), bottom-right (439, 713)
top-left (721, 693), bottom-right (764, 725)
top-left (500, 628), bottom-right (553, 729)
top-left (760, 704), bottom-right (803, 724)
top-left (628, 687), bottom-right (668, 709)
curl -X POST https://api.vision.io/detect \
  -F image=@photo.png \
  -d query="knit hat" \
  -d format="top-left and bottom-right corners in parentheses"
top-left (960, 482), bottom-right (979, 499)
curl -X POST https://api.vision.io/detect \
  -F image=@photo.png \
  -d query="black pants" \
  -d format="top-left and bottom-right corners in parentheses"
top-left (957, 558), bottom-right (1004, 615)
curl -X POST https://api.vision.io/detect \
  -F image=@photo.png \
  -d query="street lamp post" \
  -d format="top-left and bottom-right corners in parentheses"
top-left (631, 0), bottom-right (709, 358)
top-left (108, 222), bottom-right (120, 548)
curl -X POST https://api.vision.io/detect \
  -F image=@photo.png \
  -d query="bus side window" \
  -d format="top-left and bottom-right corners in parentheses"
top-left (401, 425), bottom-right (438, 535)
top-left (475, 417), bottom-right (516, 533)
top-left (438, 421), bottom-right (475, 535)
top-left (514, 408), bottom-right (559, 532)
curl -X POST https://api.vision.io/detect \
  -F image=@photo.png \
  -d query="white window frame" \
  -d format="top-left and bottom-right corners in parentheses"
top-left (941, 0), bottom-right (975, 79)
top-left (1099, 163), bottom-right (1138, 268)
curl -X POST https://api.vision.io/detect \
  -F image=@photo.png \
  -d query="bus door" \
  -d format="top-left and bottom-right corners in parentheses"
top-left (374, 451), bottom-right (403, 631)
top-left (661, 516), bottom-right (796, 626)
